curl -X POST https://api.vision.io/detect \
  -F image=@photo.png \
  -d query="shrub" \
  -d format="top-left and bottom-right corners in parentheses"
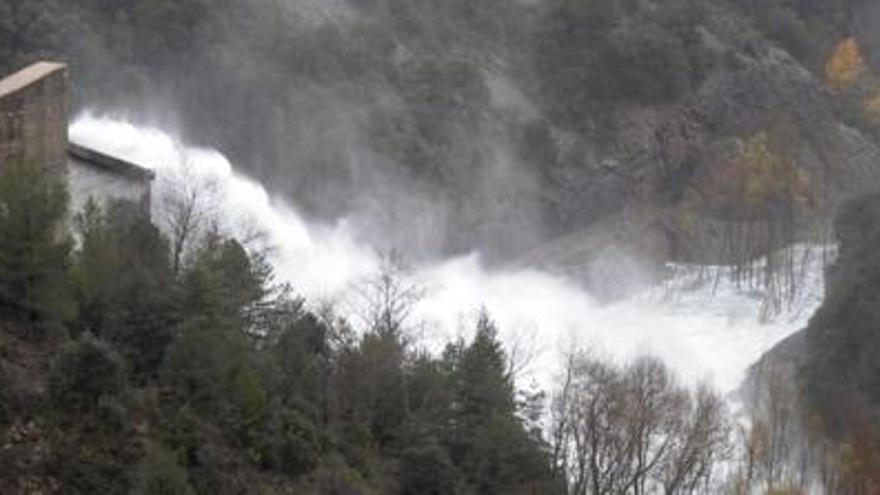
top-left (132, 443), bottom-right (195, 495)
top-left (49, 333), bottom-right (125, 412)
top-left (399, 439), bottom-right (462, 495)
top-left (0, 363), bottom-right (9, 426)
top-left (0, 160), bottom-right (72, 337)
top-left (255, 408), bottom-right (320, 475)
top-left (604, 23), bottom-right (692, 103)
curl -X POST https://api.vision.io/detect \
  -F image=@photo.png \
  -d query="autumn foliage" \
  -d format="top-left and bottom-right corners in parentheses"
top-left (825, 37), bottom-right (868, 88)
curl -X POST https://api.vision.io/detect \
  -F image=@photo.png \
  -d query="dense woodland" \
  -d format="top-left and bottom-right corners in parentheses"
top-left (0, 159), bottom-right (558, 493)
top-left (0, 159), bottom-right (730, 493)
top-left (0, 154), bottom-right (874, 493)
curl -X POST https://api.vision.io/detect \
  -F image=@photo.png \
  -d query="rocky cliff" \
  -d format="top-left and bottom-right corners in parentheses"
top-left (3, 0), bottom-right (880, 287)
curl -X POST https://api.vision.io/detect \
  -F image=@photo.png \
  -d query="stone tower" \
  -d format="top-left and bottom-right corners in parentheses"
top-left (0, 61), bottom-right (154, 219)
top-left (0, 62), bottom-right (68, 171)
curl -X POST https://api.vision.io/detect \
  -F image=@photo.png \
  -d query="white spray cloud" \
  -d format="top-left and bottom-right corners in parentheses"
top-left (69, 114), bottom-right (824, 395)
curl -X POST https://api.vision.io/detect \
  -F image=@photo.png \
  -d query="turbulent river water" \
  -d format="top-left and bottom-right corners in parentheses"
top-left (69, 114), bottom-right (826, 397)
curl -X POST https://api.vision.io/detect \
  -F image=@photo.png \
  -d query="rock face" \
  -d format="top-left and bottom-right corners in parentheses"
top-left (801, 193), bottom-right (880, 434)
top-left (525, 38), bottom-right (880, 293)
top-left (5, 1), bottom-right (880, 296)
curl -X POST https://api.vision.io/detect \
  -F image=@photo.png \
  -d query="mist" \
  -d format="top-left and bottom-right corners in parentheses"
top-left (70, 115), bottom-right (823, 396)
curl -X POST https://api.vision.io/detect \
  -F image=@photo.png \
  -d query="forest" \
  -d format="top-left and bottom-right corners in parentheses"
top-left (0, 150), bottom-right (875, 494)
top-left (0, 151), bottom-right (741, 492)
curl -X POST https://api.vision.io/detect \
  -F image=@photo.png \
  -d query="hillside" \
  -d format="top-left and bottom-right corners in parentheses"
top-left (5, 0), bottom-right (880, 493)
top-left (4, 0), bottom-right (880, 269)
top-left (740, 193), bottom-right (880, 492)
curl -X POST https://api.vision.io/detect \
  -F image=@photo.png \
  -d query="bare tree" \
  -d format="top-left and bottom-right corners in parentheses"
top-left (568, 354), bottom-right (625, 495)
top-left (623, 357), bottom-right (688, 495)
top-left (550, 350), bottom-right (578, 487)
top-left (353, 250), bottom-right (426, 338)
top-left (505, 323), bottom-right (542, 381)
top-left (552, 351), bottom-right (731, 494)
top-left (733, 359), bottom-right (822, 494)
top-left (658, 383), bottom-right (730, 495)
top-left (158, 152), bottom-right (219, 274)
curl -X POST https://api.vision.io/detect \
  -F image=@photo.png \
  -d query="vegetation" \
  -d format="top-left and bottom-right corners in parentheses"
top-left (799, 192), bottom-right (880, 492)
top-left (3, 0), bottom-right (880, 492)
top-left (549, 354), bottom-right (730, 494)
top-left (710, 192), bottom-right (880, 494)
top-left (0, 140), bottom-right (833, 495)
top-left (0, 162), bottom-right (564, 493)
top-left (531, 0), bottom-right (709, 131)
top-left (0, 160), bottom-right (71, 337)
top-left (0, 0), bottom-right (871, 251)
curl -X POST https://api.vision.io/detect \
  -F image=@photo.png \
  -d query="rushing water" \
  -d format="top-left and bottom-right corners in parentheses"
top-left (69, 114), bottom-right (825, 395)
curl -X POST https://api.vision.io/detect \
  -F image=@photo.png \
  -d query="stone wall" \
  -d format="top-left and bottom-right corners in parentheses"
top-left (0, 62), bottom-right (68, 171)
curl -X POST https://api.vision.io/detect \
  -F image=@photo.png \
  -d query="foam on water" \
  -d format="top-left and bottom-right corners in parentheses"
top-left (69, 114), bottom-right (825, 395)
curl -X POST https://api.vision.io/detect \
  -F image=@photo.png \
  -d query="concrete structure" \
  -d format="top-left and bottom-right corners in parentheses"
top-left (67, 143), bottom-right (154, 218)
top-left (0, 62), bottom-right (68, 170)
top-left (0, 62), bottom-right (153, 218)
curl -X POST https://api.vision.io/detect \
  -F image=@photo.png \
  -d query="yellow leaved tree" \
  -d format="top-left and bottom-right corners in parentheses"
top-left (738, 133), bottom-right (812, 213)
top-left (692, 132), bottom-right (812, 219)
top-left (825, 37), bottom-right (868, 88)
top-left (823, 37), bottom-right (880, 123)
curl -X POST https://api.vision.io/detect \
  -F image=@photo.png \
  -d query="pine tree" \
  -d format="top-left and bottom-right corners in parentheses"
top-left (71, 200), bottom-right (174, 380)
top-left (0, 160), bottom-right (72, 336)
top-left (446, 310), bottom-right (551, 493)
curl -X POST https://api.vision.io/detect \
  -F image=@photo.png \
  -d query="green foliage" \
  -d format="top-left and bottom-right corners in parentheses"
top-left (160, 316), bottom-right (253, 424)
top-left (254, 408), bottom-right (320, 475)
top-left (229, 363), bottom-right (267, 426)
top-left (0, 362), bottom-right (9, 427)
top-left (0, 160), bottom-right (72, 336)
top-left (132, 442), bottom-right (195, 495)
top-left (71, 200), bottom-right (173, 380)
top-left (399, 438), bottom-right (462, 495)
top-left (0, 181), bottom-right (557, 492)
top-left (50, 431), bottom-right (134, 494)
top-left (532, 0), bottom-right (707, 131)
top-left (173, 236), bottom-right (270, 329)
top-left (452, 312), bottom-right (515, 422)
top-left (46, 393), bottom-right (137, 494)
top-left (604, 22), bottom-right (692, 104)
top-left (49, 333), bottom-right (125, 412)
top-left (0, 88), bottom-right (553, 495)
top-left (442, 312), bottom-right (553, 492)
top-left (805, 193), bottom-right (880, 435)
top-left (310, 454), bottom-right (377, 495)
top-left (334, 326), bottom-right (409, 451)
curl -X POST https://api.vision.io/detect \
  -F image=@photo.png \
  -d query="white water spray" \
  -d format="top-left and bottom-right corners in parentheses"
top-left (69, 115), bottom-right (824, 395)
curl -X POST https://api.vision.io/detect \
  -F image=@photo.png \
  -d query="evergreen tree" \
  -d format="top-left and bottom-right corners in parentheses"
top-left (71, 200), bottom-right (174, 380)
top-left (0, 160), bottom-right (72, 336)
top-left (445, 311), bottom-right (552, 493)
top-left (160, 237), bottom-right (271, 433)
